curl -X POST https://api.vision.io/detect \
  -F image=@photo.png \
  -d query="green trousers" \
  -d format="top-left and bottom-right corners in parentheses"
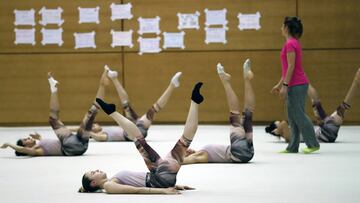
top-left (286, 84), bottom-right (320, 152)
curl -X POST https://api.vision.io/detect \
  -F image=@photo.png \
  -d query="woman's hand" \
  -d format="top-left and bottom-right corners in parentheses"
top-left (271, 83), bottom-right (282, 94)
top-left (175, 185), bottom-right (195, 190)
top-left (0, 143), bottom-right (10, 149)
top-left (30, 132), bottom-right (41, 140)
top-left (279, 86), bottom-right (288, 100)
top-left (163, 187), bottom-right (181, 194)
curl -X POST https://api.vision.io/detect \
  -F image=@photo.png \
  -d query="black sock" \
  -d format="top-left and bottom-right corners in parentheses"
top-left (96, 98), bottom-right (116, 115)
top-left (191, 82), bottom-right (204, 104)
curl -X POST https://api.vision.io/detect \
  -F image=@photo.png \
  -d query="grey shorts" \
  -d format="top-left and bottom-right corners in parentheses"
top-left (145, 162), bottom-right (177, 188)
top-left (230, 133), bottom-right (254, 163)
top-left (316, 118), bottom-right (340, 143)
top-left (61, 134), bottom-right (89, 156)
top-left (137, 137), bottom-right (189, 188)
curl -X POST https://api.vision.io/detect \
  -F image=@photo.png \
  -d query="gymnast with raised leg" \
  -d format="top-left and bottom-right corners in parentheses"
top-left (266, 68), bottom-right (360, 143)
top-left (86, 65), bottom-right (182, 142)
top-left (0, 70), bottom-right (108, 156)
top-left (182, 59), bottom-right (255, 165)
top-left (79, 82), bottom-right (204, 194)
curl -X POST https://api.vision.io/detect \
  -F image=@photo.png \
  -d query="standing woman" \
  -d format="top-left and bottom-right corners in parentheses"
top-left (271, 17), bottom-right (320, 153)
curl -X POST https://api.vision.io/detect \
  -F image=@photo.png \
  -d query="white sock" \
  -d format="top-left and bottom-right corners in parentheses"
top-left (217, 63), bottom-right (225, 74)
top-left (171, 72), bottom-right (182, 88)
top-left (104, 65), bottom-right (118, 79)
top-left (243, 59), bottom-right (251, 78)
top-left (48, 77), bottom-right (58, 93)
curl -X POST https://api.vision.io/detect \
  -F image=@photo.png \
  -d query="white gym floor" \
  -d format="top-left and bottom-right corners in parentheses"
top-left (0, 125), bottom-right (359, 203)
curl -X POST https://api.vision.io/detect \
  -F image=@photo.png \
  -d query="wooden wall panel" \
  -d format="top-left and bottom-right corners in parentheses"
top-left (0, 53), bottom-right (123, 124)
top-left (303, 50), bottom-right (360, 122)
top-left (299, 0), bottom-right (360, 49)
top-left (0, 0), bottom-right (122, 53)
top-left (124, 0), bottom-right (296, 52)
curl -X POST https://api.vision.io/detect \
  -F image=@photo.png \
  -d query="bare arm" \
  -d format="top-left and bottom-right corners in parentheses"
top-left (278, 52), bottom-right (296, 99)
top-left (0, 143), bottom-right (43, 156)
top-left (182, 150), bottom-right (209, 165)
top-left (90, 132), bottom-right (108, 142)
top-left (274, 121), bottom-right (290, 143)
top-left (283, 52), bottom-right (296, 85)
top-left (103, 182), bottom-right (179, 194)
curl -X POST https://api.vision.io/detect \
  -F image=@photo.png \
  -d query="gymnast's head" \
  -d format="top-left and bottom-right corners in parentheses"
top-left (15, 137), bottom-right (36, 156)
top-left (79, 170), bottom-right (107, 193)
top-left (282, 16), bottom-right (303, 39)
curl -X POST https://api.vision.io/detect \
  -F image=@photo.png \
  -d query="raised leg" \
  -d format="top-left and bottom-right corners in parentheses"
top-left (96, 98), bottom-right (161, 172)
top-left (105, 65), bottom-right (139, 122)
top-left (335, 68), bottom-right (360, 121)
top-left (77, 69), bottom-right (109, 141)
top-left (167, 82), bottom-right (203, 167)
top-left (47, 72), bottom-right (72, 141)
top-left (307, 84), bottom-right (327, 123)
top-left (217, 63), bottom-right (241, 114)
top-left (137, 72), bottom-right (182, 129)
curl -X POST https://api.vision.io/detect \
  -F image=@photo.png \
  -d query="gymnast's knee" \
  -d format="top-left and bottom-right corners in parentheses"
top-left (146, 106), bottom-right (158, 121)
top-left (229, 112), bottom-right (241, 127)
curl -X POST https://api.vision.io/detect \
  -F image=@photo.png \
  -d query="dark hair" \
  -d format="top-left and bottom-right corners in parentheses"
top-left (265, 121), bottom-right (279, 136)
top-left (284, 16), bottom-right (303, 39)
top-left (80, 174), bottom-right (99, 193)
top-left (15, 139), bottom-right (27, 156)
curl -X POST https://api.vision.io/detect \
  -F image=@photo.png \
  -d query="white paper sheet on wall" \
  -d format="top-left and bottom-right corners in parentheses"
top-left (204, 8), bottom-right (228, 26)
top-left (138, 37), bottom-right (161, 55)
top-left (78, 7), bottom-right (100, 24)
top-left (111, 30), bottom-right (133, 48)
top-left (238, 12), bottom-right (261, 30)
top-left (14, 28), bottom-right (36, 45)
top-left (110, 3), bottom-right (133, 21)
top-left (205, 27), bottom-right (228, 44)
top-left (138, 17), bottom-right (161, 35)
top-left (177, 11), bottom-right (200, 30)
top-left (41, 28), bottom-right (63, 46)
top-left (74, 31), bottom-right (96, 49)
top-left (14, 9), bottom-right (36, 26)
top-left (163, 31), bottom-right (185, 49)
top-left (39, 7), bottom-right (64, 26)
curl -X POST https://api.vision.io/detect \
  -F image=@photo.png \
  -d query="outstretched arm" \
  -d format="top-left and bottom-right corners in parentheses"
top-left (182, 150), bottom-right (209, 165)
top-left (0, 143), bottom-right (43, 156)
top-left (103, 182), bottom-right (179, 194)
top-left (90, 132), bottom-right (108, 142)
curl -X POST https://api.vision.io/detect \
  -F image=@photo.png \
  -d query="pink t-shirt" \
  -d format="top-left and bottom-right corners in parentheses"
top-left (281, 38), bottom-right (309, 87)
